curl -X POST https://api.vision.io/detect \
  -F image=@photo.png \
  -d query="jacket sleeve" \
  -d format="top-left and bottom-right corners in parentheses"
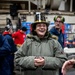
top-left (43, 40), bottom-right (67, 69)
top-left (0, 35), bottom-right (11, 57)
top-left (15, 39), bottom-right (36, 69)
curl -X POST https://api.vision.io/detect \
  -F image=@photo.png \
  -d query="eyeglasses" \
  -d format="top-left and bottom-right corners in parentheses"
top-left (36, 24), bottom-right (47, 28)
top-left (55, 20), bottom-right (62, 23)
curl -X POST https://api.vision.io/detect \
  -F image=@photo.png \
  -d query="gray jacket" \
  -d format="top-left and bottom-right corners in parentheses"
top-left (15, 34), bottom-right (67, 75)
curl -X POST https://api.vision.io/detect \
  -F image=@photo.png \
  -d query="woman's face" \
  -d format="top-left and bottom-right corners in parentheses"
top-left (35, 23), bottom-right (47, 38)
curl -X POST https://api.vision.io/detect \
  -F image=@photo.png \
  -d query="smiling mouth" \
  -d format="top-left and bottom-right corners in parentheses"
top-left (39, 30), bottom-right (45, 32)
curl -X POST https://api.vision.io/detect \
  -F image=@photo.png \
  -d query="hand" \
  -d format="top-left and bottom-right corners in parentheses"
top-left (61, 59), bottom-right (75, 75)
top-left (34, 57), bottom-right (45, 67)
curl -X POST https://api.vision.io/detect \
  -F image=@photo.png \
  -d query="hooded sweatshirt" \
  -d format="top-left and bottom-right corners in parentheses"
top-left (12, 30), bottom-right (26, 45)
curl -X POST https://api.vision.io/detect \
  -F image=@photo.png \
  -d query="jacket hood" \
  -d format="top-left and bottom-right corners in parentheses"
top-left (3, 31), bottom-right (10, 36)
top-left (26, 32), bottom-right (52, 42)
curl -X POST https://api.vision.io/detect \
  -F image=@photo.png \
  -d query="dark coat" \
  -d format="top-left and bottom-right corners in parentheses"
top-left (3, 33), bottom-right (17, 53)
top-left (50, 27), bottom-right (64, 48)
top-left (0, 34), bottom-right (12, 75)
top-left (3, 32), bottom-right (17, 75)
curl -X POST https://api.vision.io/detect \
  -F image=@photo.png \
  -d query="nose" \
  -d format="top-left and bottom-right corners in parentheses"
top-left (57, 21), bottom-right (60, 24)
top-left (40, 25), bottom-right (44, 28)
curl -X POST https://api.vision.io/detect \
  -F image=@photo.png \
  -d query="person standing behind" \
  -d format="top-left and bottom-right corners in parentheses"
top-left (3, 26), bottom-right (17, 75)
top-left (0, 34), bottom-right (12, 75)
top-left (12, 26), bottom-right (27, 47)
top-left (15, 14), bottom-right (67, 75)
top-left (50, 15), bottom-right (65, 48)
top-left (49, 15), bottom-right (65, 75)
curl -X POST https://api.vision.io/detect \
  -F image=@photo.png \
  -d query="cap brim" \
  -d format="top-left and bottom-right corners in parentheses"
top-left (31, 22), bottom-right (49, 26)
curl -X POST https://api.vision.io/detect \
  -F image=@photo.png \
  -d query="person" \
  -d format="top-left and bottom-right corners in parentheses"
top-left (12, 26), bottom-right (27, 47)
top-left (14, 14), bottom-right (67, 75)
top-left (49, 15), bottom-right (65, 48)
top-left (0, 33), bottom-right (13, 75)
top-left (49, 15), bottom-right (65, 75)
top-left (61, 59), bottom-right (75, 75)
top-left (3, 26), bottom-right (17, 75)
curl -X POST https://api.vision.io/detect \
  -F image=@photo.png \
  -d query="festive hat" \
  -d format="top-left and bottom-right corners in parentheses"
top-left (31, 13), bottom-right (49, 29)
top-left (54, 15), bottom-right (65, 23)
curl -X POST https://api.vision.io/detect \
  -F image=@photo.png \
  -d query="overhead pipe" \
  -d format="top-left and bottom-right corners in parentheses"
top-left (70, 0), bottom-right (73, 12)
top-left (37, 0), bottom-right (41, 10)
top-left (28, 0), bottom-right (31, 13)
top-left (50, 0), bottom-right (61, 10)
top-left (45, 0), bottom-right (62, 10)
top-left (45, 0), bottom-right (51, 10)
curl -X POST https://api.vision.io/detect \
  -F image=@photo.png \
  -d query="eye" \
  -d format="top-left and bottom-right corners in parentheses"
top-left (55, 21), bottom-right (62, 23)
top-left (37, 24), bottom-right (47, 27)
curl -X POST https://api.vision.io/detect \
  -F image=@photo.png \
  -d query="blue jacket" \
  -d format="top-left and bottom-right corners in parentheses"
top-left (0, 34), bottom-right (17, 75)
top-left (50, 27), bottom-right (64, 48)
top-left (3, 34), bottom-right (17, 53)
top-left (3, 33), bottom-right (17, 75)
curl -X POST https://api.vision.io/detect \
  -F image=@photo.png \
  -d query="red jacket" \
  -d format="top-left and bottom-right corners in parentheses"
top-left (12, 30), bottom-right (26, 45)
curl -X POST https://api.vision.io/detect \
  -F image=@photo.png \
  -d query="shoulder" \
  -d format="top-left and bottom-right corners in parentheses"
top-left (51, 35), bottom-right (58, 40)
top-left (48, 38), bottom-right (60, 46)
top-left (50, 26), bottom-right (55, 31)
top-left (26, 38), bottom-right (33, 43)
top-left (4, 35), bottom-right (12, 39)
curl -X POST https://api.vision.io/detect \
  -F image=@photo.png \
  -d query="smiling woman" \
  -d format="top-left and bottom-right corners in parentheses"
top-left (35, 23), bottom-right (47, 38)
top-left (31, 13), bottom-right (49, 36)
top-left (15, 13), bottom-right (67, 75)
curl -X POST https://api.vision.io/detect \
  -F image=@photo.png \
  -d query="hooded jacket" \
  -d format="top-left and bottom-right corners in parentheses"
top-left (12, 30), bottom-right (26, 45)
top-left (3, 31), bottom-right (17, 75)
top-left (50, 27), bottom-right (64, 48)
top-left (0, 34), bottom-right (12, 75)
top-left (3, 31), bottom-right (17, 53)
top-left (15, 33), bottom-right (67, 75)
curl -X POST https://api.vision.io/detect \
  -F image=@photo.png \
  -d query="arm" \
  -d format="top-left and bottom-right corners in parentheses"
top-left (62, 59), bottom-right (75, 75)
top-left (15, 39), bottom-right (36, 69)
top-left (43, 40), bottom-right (67, 69)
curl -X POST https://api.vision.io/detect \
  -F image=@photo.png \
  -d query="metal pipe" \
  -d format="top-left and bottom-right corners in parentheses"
top-left (37, 0), bottom-right (41, 10)
top-left (70, 0), bottom-right (73, 12)
top-left (28, 0), bottom-right (31, 13)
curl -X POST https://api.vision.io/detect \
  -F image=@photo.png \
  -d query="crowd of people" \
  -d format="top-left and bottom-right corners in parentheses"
top-left (0, 25), bottom-right (27, 75)
top-left (0, 14), bottom-right (75, 75)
